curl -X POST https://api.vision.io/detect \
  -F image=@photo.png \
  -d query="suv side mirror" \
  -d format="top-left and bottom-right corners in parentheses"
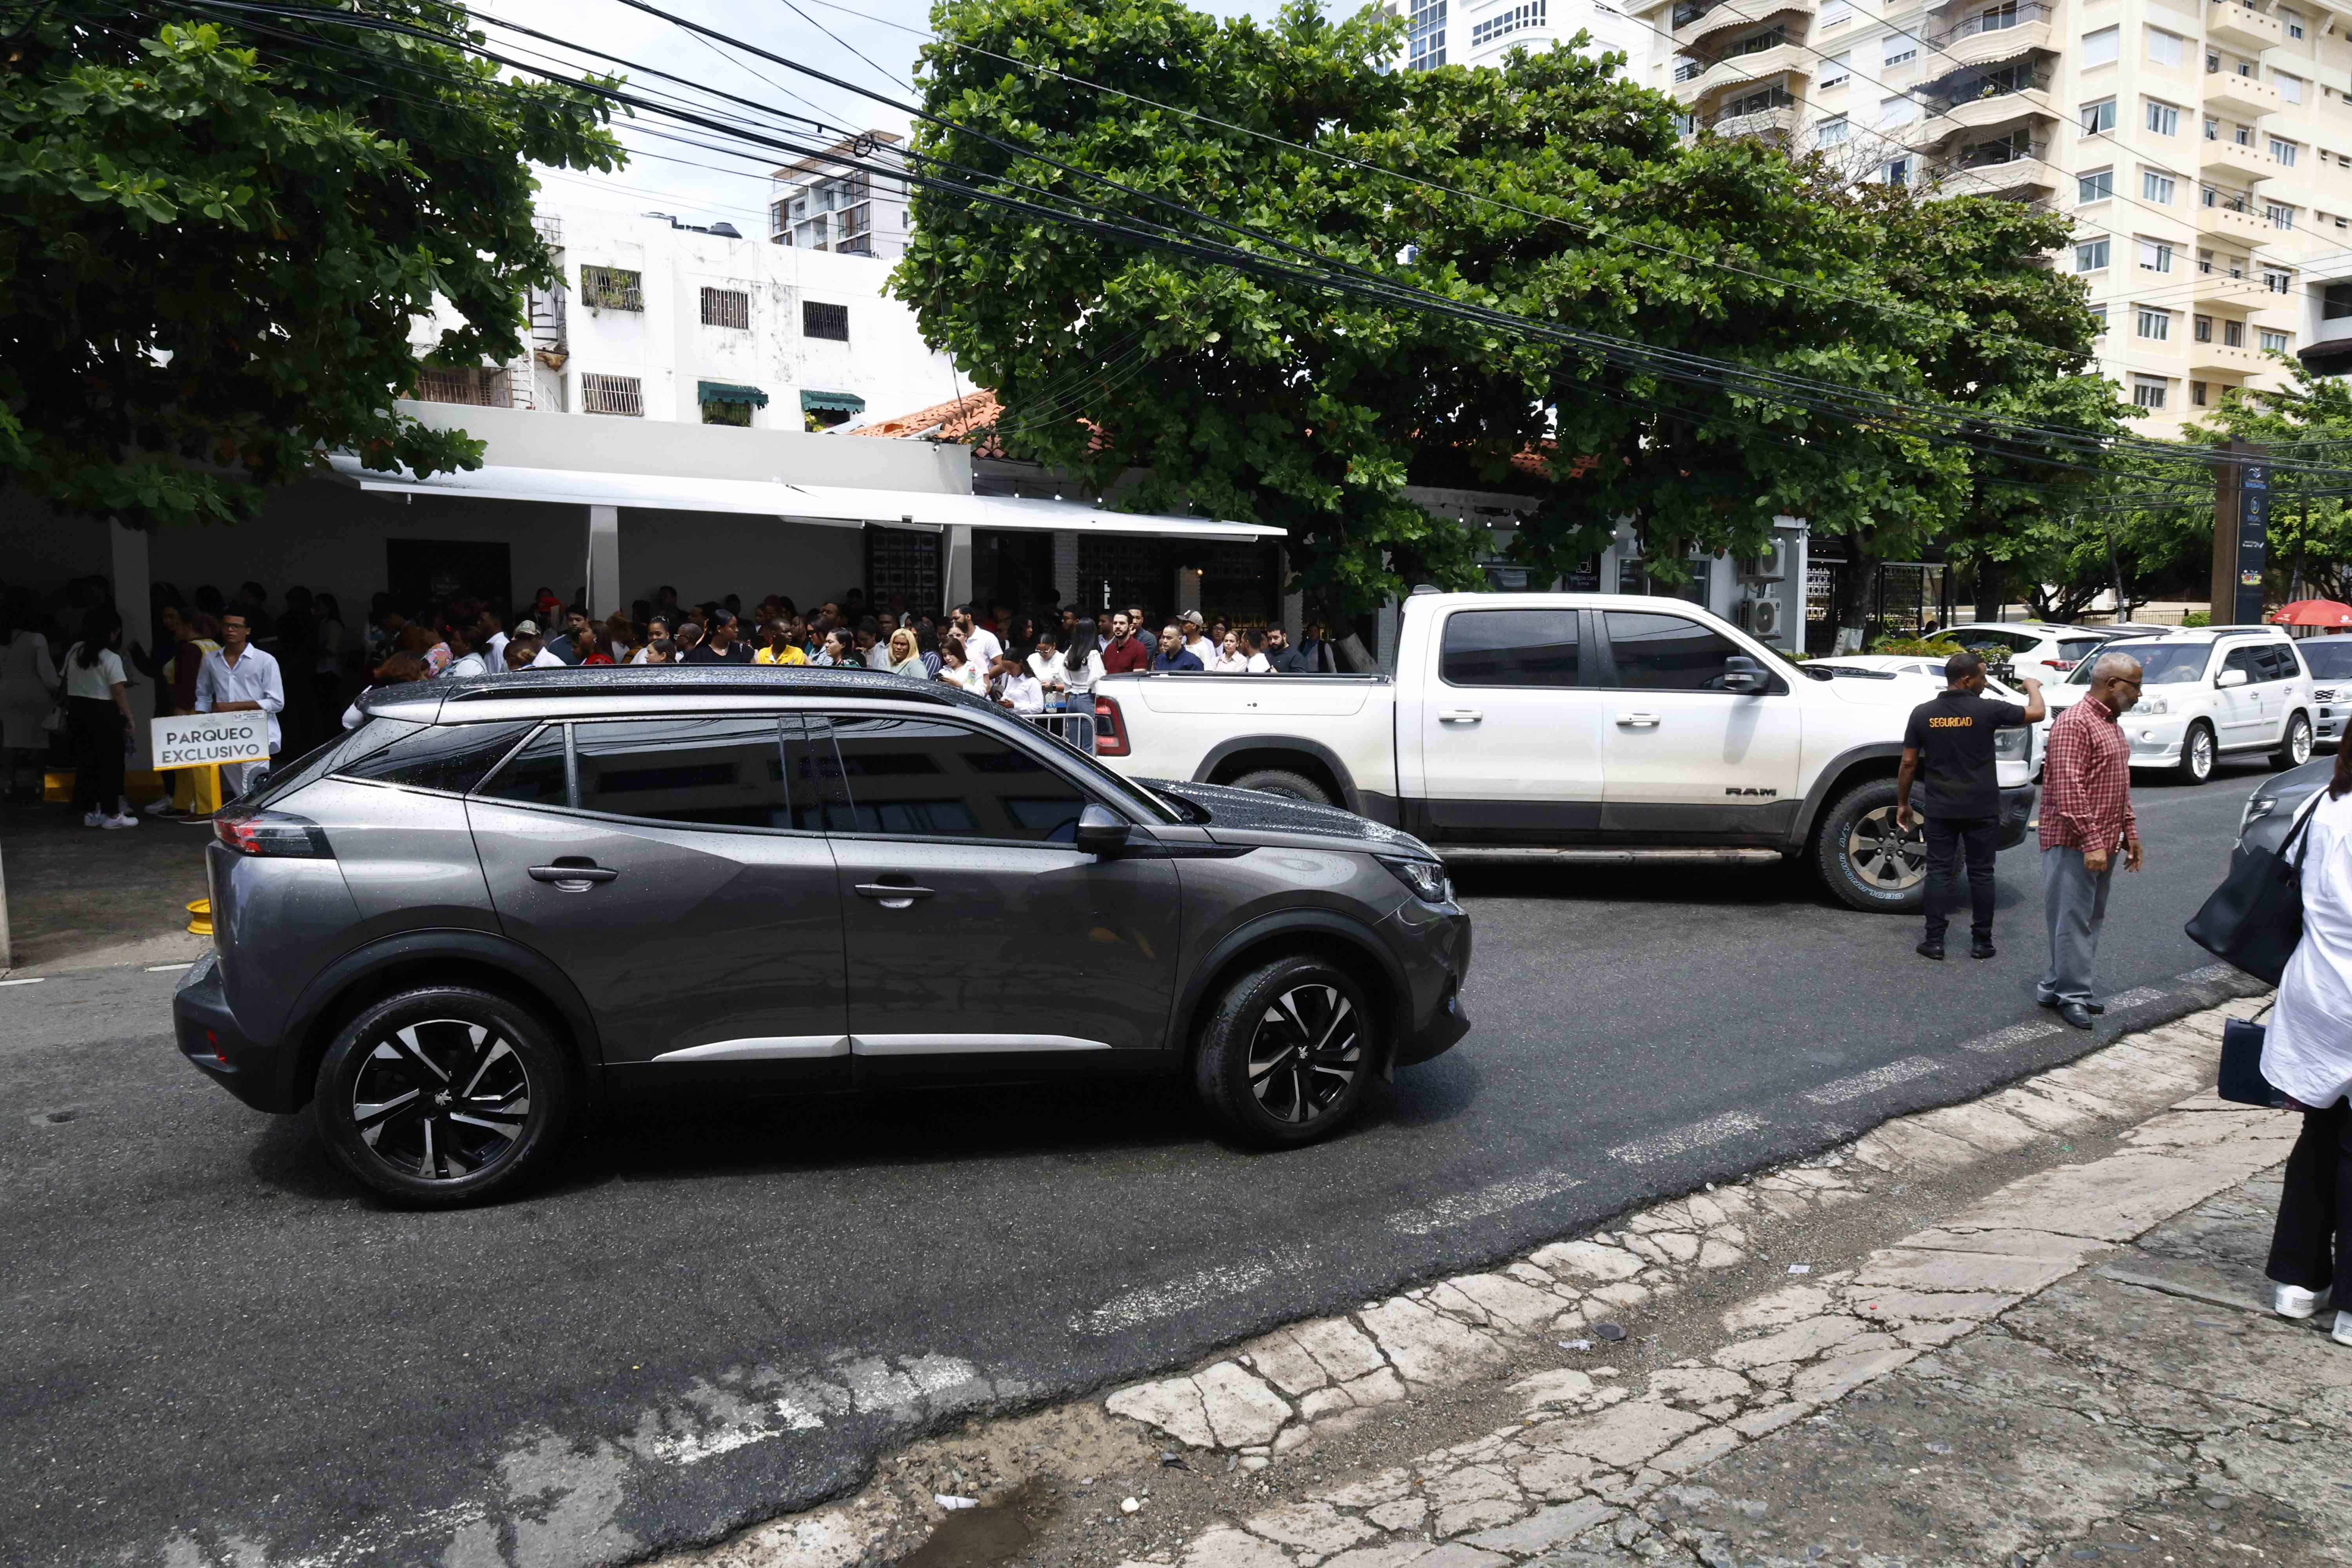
top-left (2217, 667), bottom-right (2248, 688)
top-left (1722, 655), bottom-right (1769, 695)
top-left (1073, 802), bottom-right (1131, 855)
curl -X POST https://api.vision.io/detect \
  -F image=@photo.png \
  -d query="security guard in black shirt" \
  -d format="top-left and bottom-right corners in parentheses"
top-left (1896, 650), bottom-right (2046, 962)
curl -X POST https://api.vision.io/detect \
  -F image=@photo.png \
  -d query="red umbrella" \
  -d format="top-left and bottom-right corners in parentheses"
top-left (2271, 599), bottom-right (2352, 628)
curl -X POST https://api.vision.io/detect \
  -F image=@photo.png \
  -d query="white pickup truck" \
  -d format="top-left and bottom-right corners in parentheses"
top-left (1089, 591), bottom-right (2037, 913)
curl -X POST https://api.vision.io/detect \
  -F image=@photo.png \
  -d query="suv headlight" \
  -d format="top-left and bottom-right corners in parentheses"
top-left (1378, 855), bottom-right (1452, 905)
top-left (1993, 727), bottom-right (2030, 761)
top-left (2138, 694), bottom-right (2171, 716)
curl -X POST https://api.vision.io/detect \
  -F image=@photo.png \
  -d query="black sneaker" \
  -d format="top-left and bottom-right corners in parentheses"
top-left (1916, 939), bottom-right (1945, 961)
top-left (1970, 940), bottom-right (1996, 960)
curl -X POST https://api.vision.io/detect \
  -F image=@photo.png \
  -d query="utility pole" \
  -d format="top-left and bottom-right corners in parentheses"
top-left (2209, 439), bottom-right (2270, 625)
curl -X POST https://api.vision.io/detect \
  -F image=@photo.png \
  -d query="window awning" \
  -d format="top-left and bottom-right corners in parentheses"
top-left (800, 390), bottom-right (867, 415)
top-left (324, 454), bottom-right (1284, 540)
top-left (697, 381), bottom-right (769, 408)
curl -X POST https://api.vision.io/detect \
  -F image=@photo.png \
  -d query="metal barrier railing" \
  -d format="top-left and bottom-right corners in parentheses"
top-left (1022, 708), bottom-right (1098, 755)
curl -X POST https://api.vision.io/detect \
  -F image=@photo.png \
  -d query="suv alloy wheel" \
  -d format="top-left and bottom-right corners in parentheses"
top-left (2275, 711), bottom-right (2314, 770)
top-left (314, 986), bottom-right (573, 1206)
top-left (1814, 776), bottom-right (1927, 913)
top-left (2179, 721), bottom-right (2217, 784)
top-left (1194, 955), bottom-right (1376, 1146)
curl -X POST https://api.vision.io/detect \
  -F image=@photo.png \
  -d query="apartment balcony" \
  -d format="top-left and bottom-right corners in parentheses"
top-left (2198, 136), bottom-right (2274, 183)
top-left (2196, 199), bottom-right (2274, 245)
top-left (2189, 340), bottom-right (2270, 376)
top-left (1673, 45), bottom-right (1811, 107)
top-left (2188, 270), bottom-right (2272, 310)
top-left (2203, 64), bottom-right (2281, 120)
top-left (1929, 87), bottom-right (2054, 136)
top-left (2206, 0), bottom-right (2284, 53)
top-left (1712, 102), bottom-right (1804, 138)
top-left (1671, 0), bottom-right (1811, 51)
top-left (1925, 4), bottom-right (2053, 69)
top-left (1936, 139), bottom-right (2060, 199)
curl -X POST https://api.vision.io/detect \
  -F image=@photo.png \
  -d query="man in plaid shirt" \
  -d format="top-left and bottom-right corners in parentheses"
top-left (2037, 652), bottom-right (2148, 1028)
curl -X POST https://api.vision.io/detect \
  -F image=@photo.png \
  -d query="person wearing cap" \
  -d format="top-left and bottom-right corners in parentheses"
top-left (1180, 610), bottom-right (1214, 667)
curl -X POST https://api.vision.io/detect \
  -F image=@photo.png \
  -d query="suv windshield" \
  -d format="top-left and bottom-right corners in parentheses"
top-left (2299, 639), bottom-right (2352, 679)
top-left (2065, 642), bottom-right (2211, 686)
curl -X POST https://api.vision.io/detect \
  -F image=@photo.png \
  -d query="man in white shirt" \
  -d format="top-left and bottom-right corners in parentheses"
top-left (194, 610), bottom-right (285, 798)
top-left (1180, 610), bottom-right (1214, 667)
top-left (993, 650), bottom-right (1044, 714)
top-left (1240, 626), bottom-right (1274, 673)
top-left (953, 604), bottom-right (1002, 672)
top-left (477, 610), bottom-right (508, 673)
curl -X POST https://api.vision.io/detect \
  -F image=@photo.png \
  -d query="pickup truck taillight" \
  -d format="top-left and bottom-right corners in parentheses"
top-left (1093, 695), bottom-right (1129, 756)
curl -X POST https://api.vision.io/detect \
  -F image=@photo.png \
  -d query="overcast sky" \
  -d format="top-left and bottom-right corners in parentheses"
top-left (484, 0), bottom-right (1273, 232)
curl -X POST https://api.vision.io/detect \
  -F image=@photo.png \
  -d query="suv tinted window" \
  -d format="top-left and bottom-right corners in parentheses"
top-left (335, 720), bottom-right (536, 794)
top-left (818, 715), bottom-right (1086, 843)
top-left (1440, 610), bottom-right (1582, 687)
top-left (573, 717), bottom-right (791, 829)
top-left (2223, 645), bottom-right (2269, 683)
top-left (2263, 644), bottom-right (2302, 681)
top-left (2057, 637), bottom-right (2109, 663)
top-left (1959, 629), bottom-right (2031, 653)
top-left (1605, 611), bottom-right (1746, 692)
top-left (255, 717), bottom-right (421, 806)
top-left (477, 724), bottom-right (568, 806)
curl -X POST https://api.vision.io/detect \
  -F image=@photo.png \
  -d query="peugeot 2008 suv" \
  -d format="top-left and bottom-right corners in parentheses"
top-left (174, 668), bottom-right (1473, 1205)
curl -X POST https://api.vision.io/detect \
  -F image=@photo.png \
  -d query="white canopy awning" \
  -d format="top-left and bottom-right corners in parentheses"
top-left (326, 455), bottom-right (1283, 541)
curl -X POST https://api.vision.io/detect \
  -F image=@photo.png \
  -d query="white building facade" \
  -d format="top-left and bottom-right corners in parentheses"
top-left (1633, 0), bottom-right (2352, 432)
top-left (767, 134), bottom-right (913, 260)
top-left (408, 199), bottom-right (964, 436)
top-left (1392, 0), bottom-right (1655, 73)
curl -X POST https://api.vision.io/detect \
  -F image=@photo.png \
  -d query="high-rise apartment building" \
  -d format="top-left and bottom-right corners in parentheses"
top-left (1390, 0), bottom-right (1655, 74)
top-left (1632, 0), bottom-right (2352, 433)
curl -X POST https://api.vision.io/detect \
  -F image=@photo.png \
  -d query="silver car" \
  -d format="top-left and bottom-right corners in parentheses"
top-left (174, 668), bottom-right (1472, 1205)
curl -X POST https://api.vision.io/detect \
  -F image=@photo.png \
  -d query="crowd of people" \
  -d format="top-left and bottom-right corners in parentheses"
top-left (0, 575), bottom-right (1347, 827)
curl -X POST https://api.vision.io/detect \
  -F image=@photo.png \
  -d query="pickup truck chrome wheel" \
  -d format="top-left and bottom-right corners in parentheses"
top-left (1846, 805), bottom-right (1927, 893)
top-left (315, 986), bottom-right (572, 1206)
top-left (1195, 956), bottom-right (1375, 1146)
top-left (1814, 776), bottom-right (1928, 913)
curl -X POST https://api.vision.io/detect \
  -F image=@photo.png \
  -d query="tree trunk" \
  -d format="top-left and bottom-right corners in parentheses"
top-left (1829, 547), bottom-right (1877, 653)
top-left (1973, 556), bottom-right (2003, 625)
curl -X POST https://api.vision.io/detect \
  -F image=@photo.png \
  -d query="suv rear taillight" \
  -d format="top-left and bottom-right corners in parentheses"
top-left (2048, 658), bottom-right (2078, 673)
top-left (1092, 695), bottom-right (1129, 757)
top-left (214, 811), bottom-right (334, 858)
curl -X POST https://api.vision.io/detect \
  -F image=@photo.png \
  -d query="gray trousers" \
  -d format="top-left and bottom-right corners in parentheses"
top-left (2037, 845), bottom-right (2115, 1006)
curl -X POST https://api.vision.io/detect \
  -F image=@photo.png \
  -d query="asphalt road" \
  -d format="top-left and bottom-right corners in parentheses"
top-left (0, 757), bottom-right (2283, 1568)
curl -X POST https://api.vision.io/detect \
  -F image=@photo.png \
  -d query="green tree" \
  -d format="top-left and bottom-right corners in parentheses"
top-left (0, 4), bottom-right (621, 530)
top-left (895, 0), bottom-right (2107, 653)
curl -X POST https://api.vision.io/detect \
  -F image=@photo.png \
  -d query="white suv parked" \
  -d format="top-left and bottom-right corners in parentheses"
top-left (2040, 627), bottom-right (2316, 783)
top-left (1942, 622), bottom-right (2120, 682)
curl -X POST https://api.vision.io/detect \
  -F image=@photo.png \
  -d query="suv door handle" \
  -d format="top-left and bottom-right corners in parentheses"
top-left (855, 882), bottom-right (936, 908)
top-left (1616, 712), bottom-right (1661, 728)
top-left (530, 862), bottom-right (619, 888)
top-left (1438, 709), bottom-right (1483, 723)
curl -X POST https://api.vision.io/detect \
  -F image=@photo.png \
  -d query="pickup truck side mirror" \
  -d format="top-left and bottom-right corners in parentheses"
top-left (1722, 655), bottom-right (1769, 695)
top-left (2216, 668), bottom-right (2248, 689)
top-left (1073, 802), bottom-right (1132, 855)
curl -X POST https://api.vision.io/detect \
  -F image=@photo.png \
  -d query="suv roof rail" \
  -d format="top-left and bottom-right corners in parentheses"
top-left (364, 664), bottom-right (999, 719)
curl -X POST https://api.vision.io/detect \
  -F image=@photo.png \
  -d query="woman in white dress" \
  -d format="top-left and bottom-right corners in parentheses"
top-left (0, 606), bottom-right (58, 802)
top-left (2263, 744), bottom-right (2352, 1348)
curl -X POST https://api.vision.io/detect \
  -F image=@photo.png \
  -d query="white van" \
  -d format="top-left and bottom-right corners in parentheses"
top-left (2039, 627), bottom-right (2316, 782)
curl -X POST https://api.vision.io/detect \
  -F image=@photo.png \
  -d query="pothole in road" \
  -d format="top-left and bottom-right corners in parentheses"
top-left (895, 1479), bottom-right (1055, 1568)
top-left (30, 1108), bottom-right (83, 1126)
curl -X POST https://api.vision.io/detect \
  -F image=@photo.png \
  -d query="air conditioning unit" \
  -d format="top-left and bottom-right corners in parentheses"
top-left (1737, 596), bottom-right (1784, 639)
top-left (1736, 537), bottom-right (1790, 582)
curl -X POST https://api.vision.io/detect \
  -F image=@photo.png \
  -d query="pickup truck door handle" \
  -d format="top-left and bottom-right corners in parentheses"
top-left (1615, 712), bottom-right (1662, 728)
top-left (855, 882), bottom-right (936, 909)
top-left (529, 860), bottom-right (619, 889)
top-left (1438, 709), bottom-right (1483, 724)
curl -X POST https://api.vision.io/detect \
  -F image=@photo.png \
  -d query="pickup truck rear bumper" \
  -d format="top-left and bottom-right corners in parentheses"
top-left (1997, 784), bottom-right (2037, 850)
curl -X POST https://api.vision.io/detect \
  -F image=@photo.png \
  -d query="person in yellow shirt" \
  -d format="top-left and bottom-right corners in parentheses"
top-left (754, 619), bottom-right (807, 665)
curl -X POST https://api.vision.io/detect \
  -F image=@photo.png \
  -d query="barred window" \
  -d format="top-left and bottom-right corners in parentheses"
top-left (580, 373), bottom-right (645, 417)
top-left (700, 287), bottom-right (751, 329)
top-left (578, 265), bottom-right (643, 311)
top-left (412, 365), bottom-right (510, 408)
top-left (802, 301), bottom-right (850, 341)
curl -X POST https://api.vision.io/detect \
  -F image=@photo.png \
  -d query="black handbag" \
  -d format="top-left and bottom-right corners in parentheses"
top-left (2185, 797), bottom-right (2318, 985)
top-left (2217, 1018), bottom-right (2285, 1108)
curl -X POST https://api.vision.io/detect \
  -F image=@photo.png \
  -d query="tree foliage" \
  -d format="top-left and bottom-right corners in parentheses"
top-left (894, 0), bottom-right (2114, 624)
top-left (0, 3), bottom-right (621, 529)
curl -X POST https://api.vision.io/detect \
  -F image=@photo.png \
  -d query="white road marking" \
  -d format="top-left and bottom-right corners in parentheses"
top-left (2105, 986), bottom-right (2168, 1009)
top-left (1804, 1055), bottom-right (1945, 1106)
top-left (1960, 1020), bottom-right (2064, 1053)
top-left (0, 977), bottom-right (46, 987)
top-left (1073, 1260), bottom-right (1279, 1335)
top-left (1390, 1169), bottom-right (1589, 1236)
top-left (1607, 1110), bottom-right (1765, 1167)
top-left (145, 962), bottom-right (194, 973)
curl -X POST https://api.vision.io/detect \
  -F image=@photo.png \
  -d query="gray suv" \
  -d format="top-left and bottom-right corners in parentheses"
top-left (174, 668), bottom-right (1472, 1204)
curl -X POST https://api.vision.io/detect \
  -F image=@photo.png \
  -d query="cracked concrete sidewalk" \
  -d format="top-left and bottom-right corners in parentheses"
top-left (659, 996), bottom-right (2352, 1568)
